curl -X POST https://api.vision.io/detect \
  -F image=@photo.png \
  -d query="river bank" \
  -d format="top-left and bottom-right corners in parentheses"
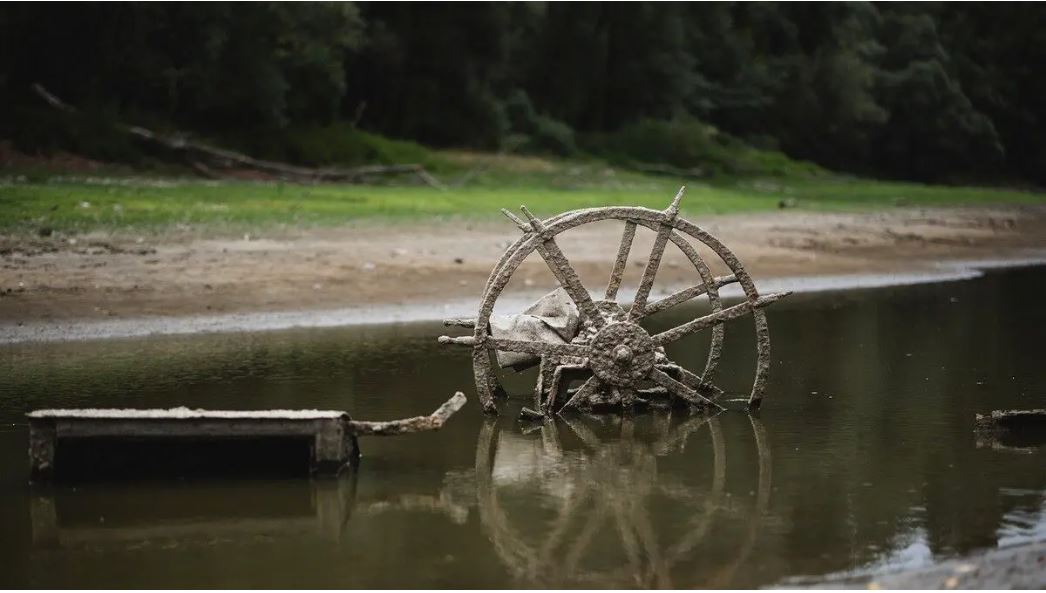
top-left (2, 205), bottom-right (1045, 343)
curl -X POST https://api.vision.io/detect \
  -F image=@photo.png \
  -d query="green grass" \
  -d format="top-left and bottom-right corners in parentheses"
top-left (1, 153), bottom-right (1042, 236)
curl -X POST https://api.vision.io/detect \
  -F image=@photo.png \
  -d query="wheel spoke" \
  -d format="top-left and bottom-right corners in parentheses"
top-left (657, 362), bottom-right (724, 399)
top-left (652, 292), bottom-right (790, 345)
top-left (557, 375), bottom-right (601, 412)
top-left (605, 220), bottom-right (637, 300)
top-left (637, 274), bottom-right (737, 318)
top-left (649, 368), bottom-right (724, 410)
top-left (534, 240), bottom-right (603, 324)
top-left (629, 187), bottom-right (684, 320)
top-left (520, 206), bottom-right (604, 326)
top-left (628, 224), bottom-right (673, 320)
top-left (487, 338), bottom-right (590, 359)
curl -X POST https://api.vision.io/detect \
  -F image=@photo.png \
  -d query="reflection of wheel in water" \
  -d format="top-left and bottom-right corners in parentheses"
top-left (474, 413), bottom-right (771, 588)
top-left (440, 189), bottom-right (789, 416)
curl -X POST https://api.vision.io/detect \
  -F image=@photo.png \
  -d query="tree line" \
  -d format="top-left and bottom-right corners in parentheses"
top-left (2, 2), bottom-right (1043, 184)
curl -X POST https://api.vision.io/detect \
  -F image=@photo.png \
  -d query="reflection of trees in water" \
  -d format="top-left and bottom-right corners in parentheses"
top-left (474, 412), bottom-right (771, 588)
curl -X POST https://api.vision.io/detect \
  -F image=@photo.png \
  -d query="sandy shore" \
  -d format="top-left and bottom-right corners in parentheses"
top-left (2, 205), bottom-right (1045, 343)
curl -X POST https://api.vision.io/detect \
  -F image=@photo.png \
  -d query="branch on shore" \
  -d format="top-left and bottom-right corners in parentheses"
top-left (346, 392), bottom-right (467, 436)
top-left (31, 83), bottom-right (445, 189)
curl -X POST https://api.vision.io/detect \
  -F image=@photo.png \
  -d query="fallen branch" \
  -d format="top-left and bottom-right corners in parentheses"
top-left (346, 392), bottom-right (467, 436)
top-left (31, 83), bottom-right (445, 189)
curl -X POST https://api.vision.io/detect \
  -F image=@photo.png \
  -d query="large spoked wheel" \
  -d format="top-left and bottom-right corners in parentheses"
top-left (443, 188), bottom-right (788, 416)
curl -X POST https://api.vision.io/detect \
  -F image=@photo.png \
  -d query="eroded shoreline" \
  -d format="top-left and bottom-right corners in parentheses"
top-left (2, 254), bottom-right (1043, 344)
top-left (3, 206), bottom-right (1045, 344)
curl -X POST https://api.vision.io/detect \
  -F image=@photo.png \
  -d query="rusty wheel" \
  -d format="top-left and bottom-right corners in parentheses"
top-left (440, 187), bottom-right (788, 416)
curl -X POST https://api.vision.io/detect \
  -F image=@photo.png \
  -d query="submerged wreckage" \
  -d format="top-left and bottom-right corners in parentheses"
top-left (440, 187), bottom-right (790, 417)
top-left (27, 188), bottom-right (790, 479)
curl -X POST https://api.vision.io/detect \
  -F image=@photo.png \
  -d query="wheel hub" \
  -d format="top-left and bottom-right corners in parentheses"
top-left (589, 322), bottom-right (655, 387)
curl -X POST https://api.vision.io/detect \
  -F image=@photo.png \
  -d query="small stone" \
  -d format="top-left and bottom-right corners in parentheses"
top-left (79, 201), bottom-right (91, 208)
top-left (362, 262), bottom-right (376, 271)
top-left (454, 257), bottom-right (464, 264)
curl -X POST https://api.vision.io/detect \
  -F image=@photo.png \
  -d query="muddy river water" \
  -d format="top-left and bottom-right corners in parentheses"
top-left (1, 266), bottom-right (1044, 587)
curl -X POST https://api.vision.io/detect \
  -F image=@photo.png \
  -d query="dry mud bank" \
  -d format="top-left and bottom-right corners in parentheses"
top-left (1, 205), bottom-right (1044, 342)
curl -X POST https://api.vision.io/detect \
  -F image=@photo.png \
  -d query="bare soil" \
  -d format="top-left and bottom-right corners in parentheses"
top-left (1, 205), bottom-right (1045, 326)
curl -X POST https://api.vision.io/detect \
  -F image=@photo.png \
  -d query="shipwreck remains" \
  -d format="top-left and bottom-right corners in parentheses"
top-left (440, 188), bottom-right (788, 416)
top-left (28, 392), bottom-right (466, 480)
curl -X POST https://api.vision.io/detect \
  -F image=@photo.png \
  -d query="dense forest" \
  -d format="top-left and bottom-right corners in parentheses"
top-left (2, 2), bottom-right (1043, 185)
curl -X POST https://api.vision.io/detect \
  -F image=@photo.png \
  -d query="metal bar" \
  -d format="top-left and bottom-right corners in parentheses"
top-left (605, 220), bottom-right (637, 300)
top-left (652, 292), bottom-right (790, 345)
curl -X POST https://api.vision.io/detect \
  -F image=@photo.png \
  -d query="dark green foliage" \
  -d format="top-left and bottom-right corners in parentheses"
top-left (1, 2), bottom-right (1044, 185)
top-left (0, 2), bottom-right (362, 129)
top-left (501, 90), bottom-right (577, 156)
top-left (584, 116), bottom-right (823, 178)
top-left (2, 104), bottom-right (143, 164)
top-left (221, 123), bottom-right (440, 169)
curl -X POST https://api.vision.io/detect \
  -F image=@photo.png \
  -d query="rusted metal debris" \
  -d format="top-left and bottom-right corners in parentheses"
top-left (27, 392), bottom-right (466, 480)
top-left (439, 187), bottom-right (788, 417)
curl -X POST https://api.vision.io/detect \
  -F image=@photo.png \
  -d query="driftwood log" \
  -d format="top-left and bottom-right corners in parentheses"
top-left (346, 392), bottom-right (467, 436)
top-left (31, 83), bottom-right (445, 188)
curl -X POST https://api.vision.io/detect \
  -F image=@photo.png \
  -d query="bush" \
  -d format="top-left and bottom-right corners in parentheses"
top-left (583, 115), bottom-right (824, 178)
top-left (500, 90), bottom-right (578, 156)
top-left (582, 116), bottom-right (718, 170)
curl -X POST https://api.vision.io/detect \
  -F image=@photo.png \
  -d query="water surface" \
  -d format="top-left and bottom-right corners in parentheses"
top-left (1, 267), bottom-right (1044, 587)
